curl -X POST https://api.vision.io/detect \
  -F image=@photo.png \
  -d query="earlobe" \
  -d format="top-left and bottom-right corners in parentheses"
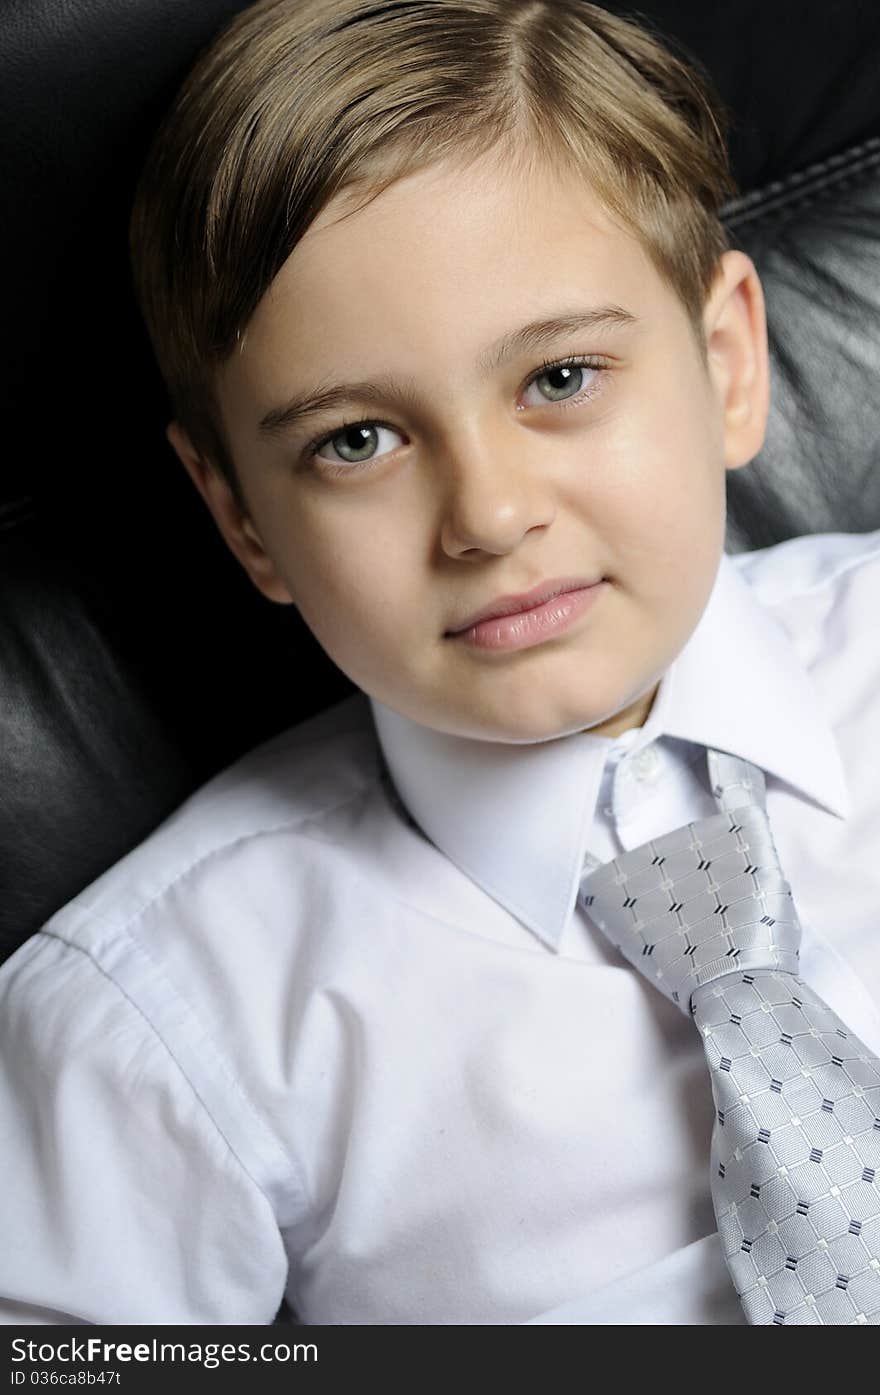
top-left (164, 419), bottom-right (295, 606)
top-left (704, 251), bottom-right (771, 471)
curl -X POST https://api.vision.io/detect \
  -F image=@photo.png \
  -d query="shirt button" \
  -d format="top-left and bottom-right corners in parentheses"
top-left (630, 745), bottom-right (661, 783)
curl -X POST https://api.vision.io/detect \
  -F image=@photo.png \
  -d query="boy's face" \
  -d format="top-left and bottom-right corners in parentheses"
top-left (173, 147), bottom-right (768, 744)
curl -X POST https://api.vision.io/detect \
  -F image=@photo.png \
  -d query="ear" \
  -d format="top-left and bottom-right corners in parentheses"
top-left (166, 421), bottom-right (294, 605)
top-left (702, 250), bottom-right (771, 471)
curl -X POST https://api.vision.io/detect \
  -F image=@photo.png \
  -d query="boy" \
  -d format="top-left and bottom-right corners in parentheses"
top-left (2, 0), bottom-right (879, 1326)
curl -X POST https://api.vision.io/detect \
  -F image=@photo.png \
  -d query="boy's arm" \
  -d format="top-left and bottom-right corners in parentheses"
top-left (0, 932), bottom-right (289, 1325)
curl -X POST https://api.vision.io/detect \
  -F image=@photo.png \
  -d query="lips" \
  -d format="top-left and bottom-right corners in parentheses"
top-left (445, 576), bottom-right (604, 636)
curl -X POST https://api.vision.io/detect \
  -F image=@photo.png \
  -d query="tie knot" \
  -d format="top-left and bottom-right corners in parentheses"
top-left (579, 801), bottom-right (801, 1017)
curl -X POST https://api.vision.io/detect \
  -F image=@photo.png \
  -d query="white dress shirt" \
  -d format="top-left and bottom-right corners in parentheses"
top-left (1, 530), bottom-right (879, 1326)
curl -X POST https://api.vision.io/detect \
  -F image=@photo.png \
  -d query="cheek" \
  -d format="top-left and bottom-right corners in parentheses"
top-left (571, 392), bottom-right (725, 588)
top-left (280, 515), bottom-right (420, 654)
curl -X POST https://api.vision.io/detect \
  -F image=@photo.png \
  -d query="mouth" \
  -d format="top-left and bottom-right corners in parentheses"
top-left (444, 576), bottom-right (605, 636)
top-left (444, 576), bottom-right (608, 654)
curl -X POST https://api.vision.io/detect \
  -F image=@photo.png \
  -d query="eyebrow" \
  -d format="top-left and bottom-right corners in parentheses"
top-left (257, 303), bottom-right (639, 439)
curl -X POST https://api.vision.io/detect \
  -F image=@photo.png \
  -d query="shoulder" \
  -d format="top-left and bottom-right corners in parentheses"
top-left (0, 691), bottom-right (389, 1293)
top-left (729, 529), bottom-right (880, 722)
top-left (41, 689), bottom-right (382, 953)
top-left (0, 689), bottom-right (383, 1249)
top-left (729, 527), bottom-right (880, 608)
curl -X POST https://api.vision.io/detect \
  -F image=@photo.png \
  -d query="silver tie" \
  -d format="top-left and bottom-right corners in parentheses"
top-left (578, 748), bottom-right (880, 1324)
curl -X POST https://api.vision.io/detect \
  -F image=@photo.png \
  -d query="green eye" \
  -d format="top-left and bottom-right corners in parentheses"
top-left (327, 424), bottom-right (380, 462)
top-left (520, 356), bottom-right (607, 410)
top-left (532, 363), bottom-right (588, 402)
top-left (312, 421), bottom-right (405, 468)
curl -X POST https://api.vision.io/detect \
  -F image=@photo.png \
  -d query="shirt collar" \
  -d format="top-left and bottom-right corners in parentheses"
top-left (370, 552), bottom-right (851, 951)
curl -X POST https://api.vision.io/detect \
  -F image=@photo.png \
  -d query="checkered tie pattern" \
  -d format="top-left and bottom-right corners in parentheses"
top-left (578, 748), bottom-right (880, 1325)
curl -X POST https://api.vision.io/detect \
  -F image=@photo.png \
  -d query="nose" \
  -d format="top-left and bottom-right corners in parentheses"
top-left (437, 428), bottom-right (557, 560)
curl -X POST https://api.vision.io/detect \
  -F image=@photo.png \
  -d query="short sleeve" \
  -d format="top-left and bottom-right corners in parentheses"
top-left (0, 931), bottom-right (289, 1324)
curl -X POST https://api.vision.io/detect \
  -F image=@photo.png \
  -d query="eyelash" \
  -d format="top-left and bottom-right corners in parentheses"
top-left (300, 353), bottom-right (611, 475)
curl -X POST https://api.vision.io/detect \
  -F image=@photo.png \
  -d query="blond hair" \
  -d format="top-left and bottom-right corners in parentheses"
top-left (129, 0), bottom-right (738, 505)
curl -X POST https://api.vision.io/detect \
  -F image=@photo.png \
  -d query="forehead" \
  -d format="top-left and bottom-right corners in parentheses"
top-left (220, 148), bottom-right (680, 411)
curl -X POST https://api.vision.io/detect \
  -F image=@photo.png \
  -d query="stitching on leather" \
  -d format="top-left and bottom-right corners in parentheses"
top-left (0, 498), bottom-right (37, 534)
top-left (721, 135), bottom-right (880, 231)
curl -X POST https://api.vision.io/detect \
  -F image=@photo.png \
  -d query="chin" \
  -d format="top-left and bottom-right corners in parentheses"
top-left (467, 700), bottom-right (616, 746)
